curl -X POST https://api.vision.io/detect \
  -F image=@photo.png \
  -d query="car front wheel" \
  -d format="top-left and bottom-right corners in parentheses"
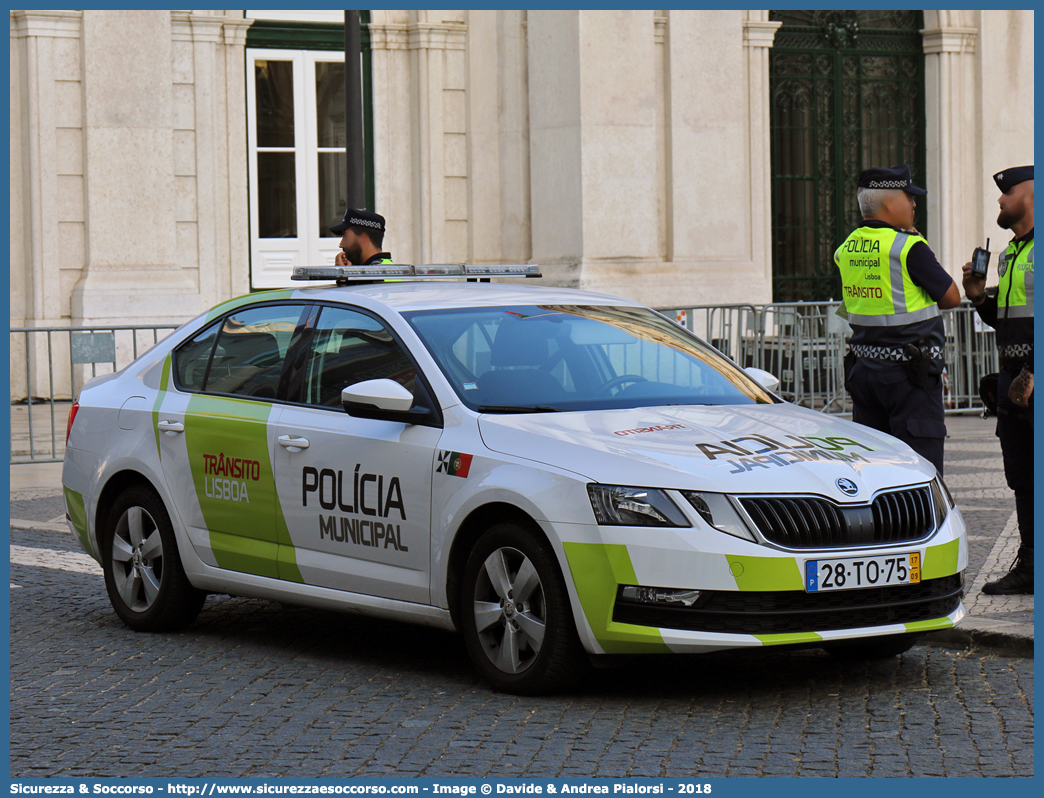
top-left (461, 522), bottom-right (587, 695)
top-left (101, 485), bottom-right (205, 632)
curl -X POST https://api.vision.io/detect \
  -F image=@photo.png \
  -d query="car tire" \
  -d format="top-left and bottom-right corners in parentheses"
top-left (101, 485), bottom-right (205, 632)
top-left (460, 522), bottom-right (587, 695)
top-left (823, 633), bottom-right (919, 661)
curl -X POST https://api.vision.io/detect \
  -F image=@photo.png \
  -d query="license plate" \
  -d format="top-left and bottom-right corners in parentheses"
top-left (805, 552), bottom-right (920, 592)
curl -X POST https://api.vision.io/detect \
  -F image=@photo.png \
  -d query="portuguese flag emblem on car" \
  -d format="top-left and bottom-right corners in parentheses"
top-left (437, 450), bottom-right (473, 478)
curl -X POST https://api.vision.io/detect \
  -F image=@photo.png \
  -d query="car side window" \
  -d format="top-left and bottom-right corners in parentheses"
top-left (305, 306), bottom-right (416, 407)
top-left (176, 322), bottom-right (220, 391)
top-left (174, 304), bottom-right (306, 399)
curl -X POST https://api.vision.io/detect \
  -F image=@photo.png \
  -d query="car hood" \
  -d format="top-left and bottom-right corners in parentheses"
top-left (478, 403), bottom-right (934, 501)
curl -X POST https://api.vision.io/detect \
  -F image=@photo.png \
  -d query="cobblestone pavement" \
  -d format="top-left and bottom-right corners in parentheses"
top-left (9, 413), bottom-right (1033, 779)
top-left (9, 522), bottom-right (1034, 779)
top-left (932, 415), bottom-right (1034, 652)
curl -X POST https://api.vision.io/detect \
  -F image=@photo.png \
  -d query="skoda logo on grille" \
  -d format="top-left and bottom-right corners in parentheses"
top-left (836, 478), bottom-right (859, 496)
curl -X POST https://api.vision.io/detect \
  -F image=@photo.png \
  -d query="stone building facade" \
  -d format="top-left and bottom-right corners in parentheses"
top-left (10, 9), bottom-right (1035, 331)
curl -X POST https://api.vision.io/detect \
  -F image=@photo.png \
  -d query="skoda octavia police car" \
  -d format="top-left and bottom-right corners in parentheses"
top-left (63, 264), bottom-right (966, 694)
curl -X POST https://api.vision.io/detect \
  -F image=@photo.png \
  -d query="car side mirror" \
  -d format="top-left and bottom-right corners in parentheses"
top-left (744, 367), bottom-right (781, 394)
top-left (341, 379), bottom-right (439, 426)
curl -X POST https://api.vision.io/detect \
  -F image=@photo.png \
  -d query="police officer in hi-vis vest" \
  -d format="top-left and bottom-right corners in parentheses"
top-left (963, 165), bottom-right (1034, 595)
top-left (331, 208), bottom-right (394, 267)
top-left (836, 165), bottom-right (961, 476)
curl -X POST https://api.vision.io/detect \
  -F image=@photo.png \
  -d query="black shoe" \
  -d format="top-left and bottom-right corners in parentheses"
top-left (981, 546), bottom-right (1034, 595)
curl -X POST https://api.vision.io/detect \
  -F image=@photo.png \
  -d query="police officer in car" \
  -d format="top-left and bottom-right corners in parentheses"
top-left (836, 165), bottom-right (961, 475)
top-left (963, 165), bottom-right (1034, 595)
top-left (331, 208), bottom-right (393, 266)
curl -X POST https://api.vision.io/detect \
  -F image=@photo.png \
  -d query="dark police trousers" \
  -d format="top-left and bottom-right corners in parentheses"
top-left (847, 360), bottom-right (946, 475)
top-left (996, 367), bottom-right (1034, 547)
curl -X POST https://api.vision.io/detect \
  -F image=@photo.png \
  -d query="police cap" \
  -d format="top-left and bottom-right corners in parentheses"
top-left (330, 208), bottom-right (386, 235)
top-left (857, 165), bottom-right (926, 196)
top-left (993, 166), bottom-right (1033, 193)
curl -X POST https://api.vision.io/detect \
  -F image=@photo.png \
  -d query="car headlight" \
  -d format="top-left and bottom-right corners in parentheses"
top-left (587, 485), bottom-right (690, 527)
top-left (680, 491), bottom-right (757, 542)
top-left (931, 476), bottom-right (955, 522)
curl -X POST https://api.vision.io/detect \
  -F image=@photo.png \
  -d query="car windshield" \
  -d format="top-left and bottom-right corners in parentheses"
top-left (404, 304), bottom-right (776, 412)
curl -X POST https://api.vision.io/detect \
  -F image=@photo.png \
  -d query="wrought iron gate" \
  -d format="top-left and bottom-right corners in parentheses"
top-left (769, 10), bottom-right (926, 302)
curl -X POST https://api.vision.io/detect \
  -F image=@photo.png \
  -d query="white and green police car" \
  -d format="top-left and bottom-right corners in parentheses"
top-left (63, 264), bottom-right (966, 694)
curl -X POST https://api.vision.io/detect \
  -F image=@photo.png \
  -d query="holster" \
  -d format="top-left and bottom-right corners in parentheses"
top-left (979, 372), bottom-right (999, 418)
top-left (903, 343), bottom-right (931, 389)
top-left (843, 350), bottom-right (857, 391)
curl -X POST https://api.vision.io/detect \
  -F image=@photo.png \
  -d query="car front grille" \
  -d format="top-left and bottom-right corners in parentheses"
top-left (739, 486), bottom-right (935, 549)
top-left (613, 573), bottom-right (963, 635)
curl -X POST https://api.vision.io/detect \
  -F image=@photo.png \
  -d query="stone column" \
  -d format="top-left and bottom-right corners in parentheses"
top-left (660, 10), bottom-right (777, 306)
top-left (977, 10), bottom-right (1034, 176)
top-left (172, 13), bottom-right (222, 310)
top-left (744, 13), bottom-right (782, 289)
top-left (496, 11), bottom-right (532, 264)
top-left (463, 11), bottom-right (504, 264)
top-left (410, 13), bottom-right (468, 263)
top-left (71, 10), bottom-right (200, 325)
top-left (527, 10), bottom-right (660, 292)
top-left (921, 11), bottom-right (980, 273)
top-left (10, 10), bottom-right (84, 401)
top-left (10, 10), bottom-right (84, 329)
top-left (369, 11), bottom-right (467, 265)
top-left (460, 10), bottom-right (532, 265)
top-left (221, 16), bottom-right (253, 298)
top-left (526, 10), bottom-right (583, 284)
top-left (169, 12), bottom-right (252, 307)
top-left (976, 10), bottom-right (1034, 257)
top-left (368, 11), bottom-right (414, 263)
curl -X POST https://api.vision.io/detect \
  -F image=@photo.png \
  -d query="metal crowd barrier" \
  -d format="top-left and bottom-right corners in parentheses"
top-left (661, 300), bottom-right (998, 415)
top-left (10, 324), bottom-right (178, 464)
top-left (9, 305), bottom-right (999, 465)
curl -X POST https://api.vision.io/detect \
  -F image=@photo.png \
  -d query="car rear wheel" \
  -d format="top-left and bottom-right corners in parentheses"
top-left (101, 485), bottom-right (205, 632)
top-left (461, 522), bottom-right (587, 695)
top-left (823, 633), bottom-right (919, 661)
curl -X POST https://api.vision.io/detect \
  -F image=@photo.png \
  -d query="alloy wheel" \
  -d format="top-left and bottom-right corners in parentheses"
top-left (110, 505), bottom-right (165, 613)
top-left (472, 546), bottom-right (546, 674)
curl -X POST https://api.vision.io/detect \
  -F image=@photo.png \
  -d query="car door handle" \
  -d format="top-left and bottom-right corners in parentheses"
top-left (157, 420), bottom-right (184, 434)
top-left (277, 435), bottom-right (310, 450)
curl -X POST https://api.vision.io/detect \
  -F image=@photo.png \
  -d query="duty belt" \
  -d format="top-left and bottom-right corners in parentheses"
top-left (849, 344), bottom-right (944, 362)
top-left (998, 343), bottom-right (1032, 360)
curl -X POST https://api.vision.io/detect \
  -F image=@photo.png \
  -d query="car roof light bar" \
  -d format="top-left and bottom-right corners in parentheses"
top-left (291, 264), bottom-right (542, 281)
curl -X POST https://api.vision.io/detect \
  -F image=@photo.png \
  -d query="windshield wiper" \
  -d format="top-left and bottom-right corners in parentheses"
top-left (476, 405), bottom-right (563, 414)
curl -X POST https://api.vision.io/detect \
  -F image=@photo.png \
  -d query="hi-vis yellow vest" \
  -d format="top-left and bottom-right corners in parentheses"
top-left (834, 227), bottom-right (939, 327)
top-left (364, 256), bottom-right (399, 281)
top-left (998, 238), bottom-right (1034, 318)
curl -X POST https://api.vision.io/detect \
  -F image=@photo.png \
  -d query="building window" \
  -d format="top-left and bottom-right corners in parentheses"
top-left (243, 12), bottom-right (374, 290)
top-left (247, 49), bottom-right (355, 288)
